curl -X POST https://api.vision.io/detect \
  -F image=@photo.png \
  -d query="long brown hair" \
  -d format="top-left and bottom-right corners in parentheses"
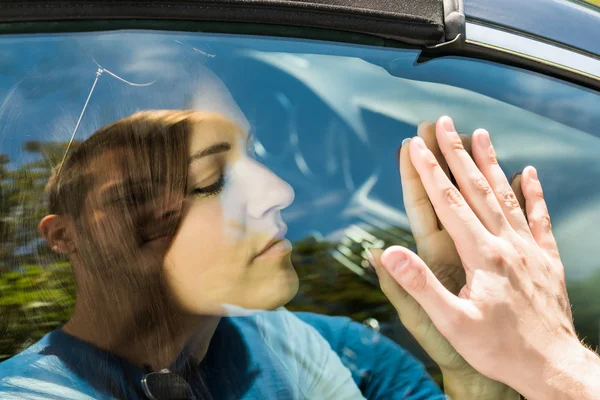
top-left (46, 111), bottom-right (215, 354)
top-left (44, 111), bottom-right (225, 393)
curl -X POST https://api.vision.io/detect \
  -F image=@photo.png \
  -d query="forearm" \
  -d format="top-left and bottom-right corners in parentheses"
top-left (528, 343), bottom-right (600, 400)
top-left (442, 369), bottom-right (520, 400)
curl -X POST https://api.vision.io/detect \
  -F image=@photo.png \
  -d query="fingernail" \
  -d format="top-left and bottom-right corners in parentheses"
top-left (478, 129), bottom-right (491, 147)
top-left (511, 171), bottom-right (522, 182)
top-left (441, 116), bottom-right (455, 133)
top-left (529, 167), bottom-right (538, 181)
top-left (413, 136), bottom-right (427, 150)
top-left (402, 137), bottom-right (411, 147)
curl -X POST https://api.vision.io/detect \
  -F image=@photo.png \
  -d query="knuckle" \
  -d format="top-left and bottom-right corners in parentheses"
top-left (529, 213), bottom-right (552, 230)
top-left (528, 186), bottom-right (545, 200)
top-left (403, 266), bottom-right (428, 293)
top-left (411, 195), bottom-right (433, 209)
top-left (486, 146), bottom-right (499, 165)
top-left (511, 241), bottom-right (530, 270)
top-left (449, 136), bottom-right (465, 152)
top-left (483, 245), bottom-right (506, 268)
top-left (443, 186), bottom-right (465, 207)
top-left (424, 151), bottom-right (440, 168)
top-left (499, 188), bottom-right (520, 209)
top-left (470, 175), bottom-right (493, 196)
top-left (546, 247), bottom-right (560, 260)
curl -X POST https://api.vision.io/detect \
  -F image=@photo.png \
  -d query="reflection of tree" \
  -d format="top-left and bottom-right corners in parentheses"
top-left (287, 223), bottom-right (417, 323)
top-left (288, 236), bottom-right (395, 322)
top-left (0, 153), bottom-right (16, 269)
top-left (0, 263), bottom-right (75, 360)
top-left (0, 140), bottom-right (80, 270)
top-left (0, 140), bottom-right (77, 360)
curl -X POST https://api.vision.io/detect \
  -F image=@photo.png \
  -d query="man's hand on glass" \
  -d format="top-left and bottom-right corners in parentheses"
top-left (372, 116), bottom-right (600, 400)
top-left (368, 121), bottom-right (519, 399)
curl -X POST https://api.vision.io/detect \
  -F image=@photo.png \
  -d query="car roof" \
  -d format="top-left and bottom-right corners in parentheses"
top-left (466, 0), bottom-right (600, 57)
top-left (0, 0), bottom-right (448, 45)
top-left (3, 0), bottom-right (598, 56)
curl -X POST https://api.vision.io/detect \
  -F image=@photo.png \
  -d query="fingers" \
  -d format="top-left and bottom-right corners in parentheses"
top-left (418, 121), bottom-right (472, 181)
top-left (419, 121), bottom-right (449, 177)
top-left (471, 129), bottom-right (530, 237)
top-left (435, 117), bottom-right (510, 236)
top-left (521, 166), bottom-right (560, 258)
top-left (400, 127), bottom-right (439, 240)
top-left (368, 248), bottom-right (416, 316)
top-left (510, 172), bottom-right (527, 219)
top-left (379, 246), bottom-right (467, 337)
top-left (370, 248), bottom-right (451, 355)
top-left (370, 248), bottom-right (470, 372)
top-left (416, 123), bottom-right (471, 231)
top-left (408, 134), bottom-right (490, 253)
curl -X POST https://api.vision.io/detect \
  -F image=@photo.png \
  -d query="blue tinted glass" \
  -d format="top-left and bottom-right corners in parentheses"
top-left (0, 30), bottom-right (599, 399)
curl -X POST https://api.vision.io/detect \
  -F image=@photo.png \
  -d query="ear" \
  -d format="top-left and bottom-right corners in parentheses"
top-left (38, 215), bottom-right (77, 255)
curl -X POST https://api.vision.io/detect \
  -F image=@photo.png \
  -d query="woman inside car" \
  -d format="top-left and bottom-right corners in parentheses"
top-left (0, 109), bottom-right (518, 399)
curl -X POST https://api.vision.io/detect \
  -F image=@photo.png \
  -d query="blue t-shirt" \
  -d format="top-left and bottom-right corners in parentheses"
top-left (295, 312), bottom-right (444, 400)
top-left (0, 310), bottom-right (443, 399)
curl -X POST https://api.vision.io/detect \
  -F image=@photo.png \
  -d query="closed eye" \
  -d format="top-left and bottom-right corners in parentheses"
top-left (191, 175), bottom-right (227, 198)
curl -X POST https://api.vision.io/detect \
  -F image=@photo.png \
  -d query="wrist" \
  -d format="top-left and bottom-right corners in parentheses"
top-left (521, 340), bottom-right (600, 400)
top-left (441, 368), bottom-right (519, 400)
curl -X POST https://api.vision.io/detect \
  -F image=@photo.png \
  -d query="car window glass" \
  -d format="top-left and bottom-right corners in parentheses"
top-left (0, 30), bottom-right (599, 398)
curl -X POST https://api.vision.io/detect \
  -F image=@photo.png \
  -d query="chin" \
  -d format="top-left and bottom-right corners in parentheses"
top-left (179, 259), bottom-right (300, 315)
top-left (251, 259), bottom-right (299, 311)
top-left (264, 263), bottom-right (299, 310)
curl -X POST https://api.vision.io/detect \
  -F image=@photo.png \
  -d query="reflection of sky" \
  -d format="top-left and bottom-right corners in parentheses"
top-left (0, 30), bottom-right (599, 280)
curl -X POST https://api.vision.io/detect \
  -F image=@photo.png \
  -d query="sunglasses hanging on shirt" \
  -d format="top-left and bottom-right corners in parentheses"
top-left (141, 368), bottom-right (196, 400)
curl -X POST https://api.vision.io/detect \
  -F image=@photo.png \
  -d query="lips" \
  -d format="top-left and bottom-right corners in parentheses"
top-left (255, 238), bottom-right (283, 258)
top-left (253, 225), bottom-right (288, 259)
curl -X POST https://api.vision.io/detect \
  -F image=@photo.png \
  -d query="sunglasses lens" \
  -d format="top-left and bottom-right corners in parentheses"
top-left (142, 370), bottom-right (194, 400)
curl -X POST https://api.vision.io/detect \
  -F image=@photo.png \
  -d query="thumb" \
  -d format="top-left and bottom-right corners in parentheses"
top-left (380, 246), bottom-right (466, 337)
top-left (370, 247), bottom-right (435, 337)
top-left (368, 248), bottom-right (419, 316)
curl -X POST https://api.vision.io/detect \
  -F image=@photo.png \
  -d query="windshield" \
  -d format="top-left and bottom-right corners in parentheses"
top-left (0, 29), bottom-right (599, 399)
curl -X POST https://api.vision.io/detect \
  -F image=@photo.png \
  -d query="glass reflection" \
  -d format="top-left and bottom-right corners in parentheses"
top-left (0, 28), bottom-right (598, 399)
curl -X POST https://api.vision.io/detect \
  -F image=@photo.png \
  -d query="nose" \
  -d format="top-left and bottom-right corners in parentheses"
top-left (241, 158), bottom-right (295, 219)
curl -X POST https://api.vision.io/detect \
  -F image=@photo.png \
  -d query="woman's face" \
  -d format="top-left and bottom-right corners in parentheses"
top-left (163, 114), bottom-right (298, 315)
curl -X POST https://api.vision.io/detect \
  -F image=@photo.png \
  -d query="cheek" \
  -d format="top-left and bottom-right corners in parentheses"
top-left (162, 198), bottom-right (251, 310)
top-left (167, 200), bottom-right (228, 266)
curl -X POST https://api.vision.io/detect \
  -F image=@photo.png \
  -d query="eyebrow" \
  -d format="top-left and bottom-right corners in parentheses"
top-left (188, 142), bottom-right (231, 164)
